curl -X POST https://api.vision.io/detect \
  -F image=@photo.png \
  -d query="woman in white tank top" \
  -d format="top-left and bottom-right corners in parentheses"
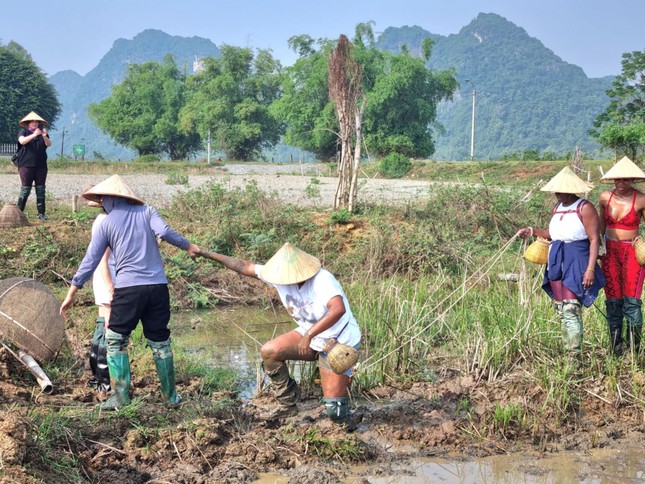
top-left (518, 167), bottom-right (605, 355)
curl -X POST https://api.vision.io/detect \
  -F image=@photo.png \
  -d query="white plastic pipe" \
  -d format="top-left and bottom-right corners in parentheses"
top-left (18, 350), bottom-right (53, 394)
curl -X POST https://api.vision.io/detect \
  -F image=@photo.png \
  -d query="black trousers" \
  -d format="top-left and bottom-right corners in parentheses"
top-left (109, 284), bottom-right (171, 342)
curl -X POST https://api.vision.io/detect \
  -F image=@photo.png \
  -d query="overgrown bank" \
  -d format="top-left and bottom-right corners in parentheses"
top-left (0, 165), bottom-right (643, 482)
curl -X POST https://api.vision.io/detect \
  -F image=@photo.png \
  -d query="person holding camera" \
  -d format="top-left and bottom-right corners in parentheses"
top-left (16, 111), bottom-right (52, 221)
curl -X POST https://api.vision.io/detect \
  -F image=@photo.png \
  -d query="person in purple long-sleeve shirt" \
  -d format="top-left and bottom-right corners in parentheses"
top-left (60, 175), bottom-right (200, 410)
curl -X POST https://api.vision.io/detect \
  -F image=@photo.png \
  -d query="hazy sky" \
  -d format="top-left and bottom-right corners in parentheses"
top-left (1, 0), bottom-right (643, 78)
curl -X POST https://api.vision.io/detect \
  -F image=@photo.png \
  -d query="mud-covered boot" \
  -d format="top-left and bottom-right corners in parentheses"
top-left (17, 186), bottom-right (30, 212)
top-left (148, 338), bottom-right (182, 407)
top-left (623, 296), bottom-right (642, 356)
top-left (562, 299), bottom-right (583, 355)
top-left (261, 363), bottom-right (300, 419)
top-left (605, 298), bottom-right (625, 357)
top-left (88, 317), bottom-right (111, 392)
top-left (101, 329), bottom-right (131, 410)
top-left (35, 185), bottom-right (47, 220)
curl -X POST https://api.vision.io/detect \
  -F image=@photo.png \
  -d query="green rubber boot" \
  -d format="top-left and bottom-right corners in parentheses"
top-left (101, 352), bottom-right (131, 410)
top-left (321, 397), bottom-right (350, 423)
top-left (148, 339), bottom-right (182, 407)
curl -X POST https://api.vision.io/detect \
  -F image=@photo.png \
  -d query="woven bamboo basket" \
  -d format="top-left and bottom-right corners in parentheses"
top-left (524, 237), bottom-right (550, 265)
top-left (0, 277), bottom-right (65, 363)
top-left (0, 203), bottom-right (29, 228)
top-left (633, 237), bottom-right (645, 266)
top-left (323, 338), bottom-right (359, 374)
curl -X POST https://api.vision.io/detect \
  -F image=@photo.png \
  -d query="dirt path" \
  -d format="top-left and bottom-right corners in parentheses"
top-left (0, 165), bottom-right (434, 208)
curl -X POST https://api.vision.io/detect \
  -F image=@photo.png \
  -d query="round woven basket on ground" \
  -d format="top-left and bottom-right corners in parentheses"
top-left (0, 277), bottom-right (65, 363)
top-left (633, 237), bottom-right (645, 266)
top-left (0, 203), bottom-right (29, 228)
top-left (524, 237), bottom-right (550, 265)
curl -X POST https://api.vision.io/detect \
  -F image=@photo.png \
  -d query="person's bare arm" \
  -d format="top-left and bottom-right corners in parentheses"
top-left (298, 295), bottom-right (346, 354)
top-left (598, 191), bottom-right (609, 236)
top-left (582, 201), bottom-right (601, 287)
top-left (197, 249), bottom-right (258, 278)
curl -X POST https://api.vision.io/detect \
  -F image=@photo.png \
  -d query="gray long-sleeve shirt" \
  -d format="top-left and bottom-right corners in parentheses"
top-left (71, 197), bottom-right (189, 289)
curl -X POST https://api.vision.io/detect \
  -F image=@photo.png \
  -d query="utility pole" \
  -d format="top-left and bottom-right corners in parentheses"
top-left (207, 129), bottom-right (211, 164)
top-left (59, 127), bottom-right (68, 158)
top-left (465, 80), bottom-right (476, 161)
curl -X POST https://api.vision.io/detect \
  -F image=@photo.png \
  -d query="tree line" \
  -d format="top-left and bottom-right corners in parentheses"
top-left (1, 25), bottom-right (643, 162)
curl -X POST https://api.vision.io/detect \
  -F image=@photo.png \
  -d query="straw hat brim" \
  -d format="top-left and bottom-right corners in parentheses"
top-left (540, 166), bottom-right (594, 194)
top-left (19, 111), bottom-right (48, 127)
top-left (82, 174), bottom-right (144, 205)
top-left (600, 156), bottom-right (645, 182)
top-left (260, 242), bottom-right (322, 285)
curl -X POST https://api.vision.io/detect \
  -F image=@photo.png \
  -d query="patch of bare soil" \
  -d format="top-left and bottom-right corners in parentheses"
top-left (0, 344), bottom-right (643, 482)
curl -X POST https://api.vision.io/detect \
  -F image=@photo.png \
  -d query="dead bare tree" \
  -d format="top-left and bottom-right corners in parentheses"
top-left (328, 35), bottom-right (367, 212)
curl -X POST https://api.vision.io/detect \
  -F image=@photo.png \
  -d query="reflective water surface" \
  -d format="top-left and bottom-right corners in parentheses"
top-left (172, 308), bottom-right (644, 483)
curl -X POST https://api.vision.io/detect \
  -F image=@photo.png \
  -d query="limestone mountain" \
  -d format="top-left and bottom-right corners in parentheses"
top-left (48, 29), bottom-right (220, 160)
top-left (376, 13), bottom-right (612, 159)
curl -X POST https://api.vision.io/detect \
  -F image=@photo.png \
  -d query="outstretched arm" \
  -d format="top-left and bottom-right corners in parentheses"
top-left (197, 249), bottom-right (258, 278)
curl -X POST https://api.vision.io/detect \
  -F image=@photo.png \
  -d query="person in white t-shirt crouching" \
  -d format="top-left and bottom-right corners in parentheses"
top-left (198, 242), bottom-right (361, 423)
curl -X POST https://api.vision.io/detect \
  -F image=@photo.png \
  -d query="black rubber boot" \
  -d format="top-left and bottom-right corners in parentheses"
top-left (17, 186), bottom-right (31, 211)
top-left (35, 185), bottom-right (46, 220)
top-left (89, 317), bottom-right (111, 391)
top-left (623, 296), bottom-right (642, 355)
top-left (605, 298), bottom-right (624, 357)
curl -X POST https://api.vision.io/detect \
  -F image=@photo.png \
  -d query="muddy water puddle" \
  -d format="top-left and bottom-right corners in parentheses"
top-left (257, 445), bottom-right (644, 483)
top-left (172, 308), bottom-right (644, 483)
top-left (171, 306), bottom-right (294, 398)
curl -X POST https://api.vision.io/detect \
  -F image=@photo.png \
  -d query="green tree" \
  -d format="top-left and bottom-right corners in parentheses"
top-left (0, 42), bottom-right (60, 143)
top-left (180, 46), bottom-right (284, 161)
top-left (591, 50), bottom-right (645, 161)
top-left (364, 48), bottom-right (458, 157)
top-left (270, 36), bottom-right (338, 161)
top-left (271, 24), bottom-right (458, 161)
top-left (89, 55), bottom-right (199, 159)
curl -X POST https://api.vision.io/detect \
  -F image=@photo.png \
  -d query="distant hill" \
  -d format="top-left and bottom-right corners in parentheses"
top-left (48, 16), bottom-right (613, 161)
top-left (376, 13), bottom-right (613, 160)
top-left (48, 29), bottom-right (220, 160)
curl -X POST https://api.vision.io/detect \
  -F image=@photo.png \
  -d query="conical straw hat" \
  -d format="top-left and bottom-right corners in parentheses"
top-left (600, 156), bottom-right (645, 182)
top-left (82, 174), bottom-right (144, 205)
top-left (260, 242), bottom-right (322, 285)
top-left (19, 111), bottom-right (48, 127)
top-left (540, 166), bottom-right (593, 194)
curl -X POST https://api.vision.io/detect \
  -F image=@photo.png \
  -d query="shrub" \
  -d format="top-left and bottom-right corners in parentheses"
top-left (379, 153), bottom-right (412, 178)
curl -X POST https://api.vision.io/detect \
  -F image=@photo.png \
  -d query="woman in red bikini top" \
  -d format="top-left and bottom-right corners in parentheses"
top-left (601, 185), bottom-right (644, 240)
top-left (598, 156), bottom-right (645, 357)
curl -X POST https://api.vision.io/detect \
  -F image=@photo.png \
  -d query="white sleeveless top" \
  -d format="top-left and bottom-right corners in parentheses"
top-left (548, 198), bottom-right (588, 242)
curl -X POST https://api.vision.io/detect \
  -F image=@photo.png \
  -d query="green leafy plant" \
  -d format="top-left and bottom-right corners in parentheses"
top-left (329, 207), bottom-right (351, 224)
top-left (305, 177), bottom-right (321, 199)
top-left (379, 152), bottom-right (412, 178)
top-left (166, 173), bottom-right (189, 186)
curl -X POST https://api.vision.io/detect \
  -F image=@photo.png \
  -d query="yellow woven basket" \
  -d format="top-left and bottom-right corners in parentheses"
top-left (633, 237), bottom-right (645, 266)
top-left (323, 339), bottom-right (359, 375)
top-left (524, 237), bottom-right (550, 265)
